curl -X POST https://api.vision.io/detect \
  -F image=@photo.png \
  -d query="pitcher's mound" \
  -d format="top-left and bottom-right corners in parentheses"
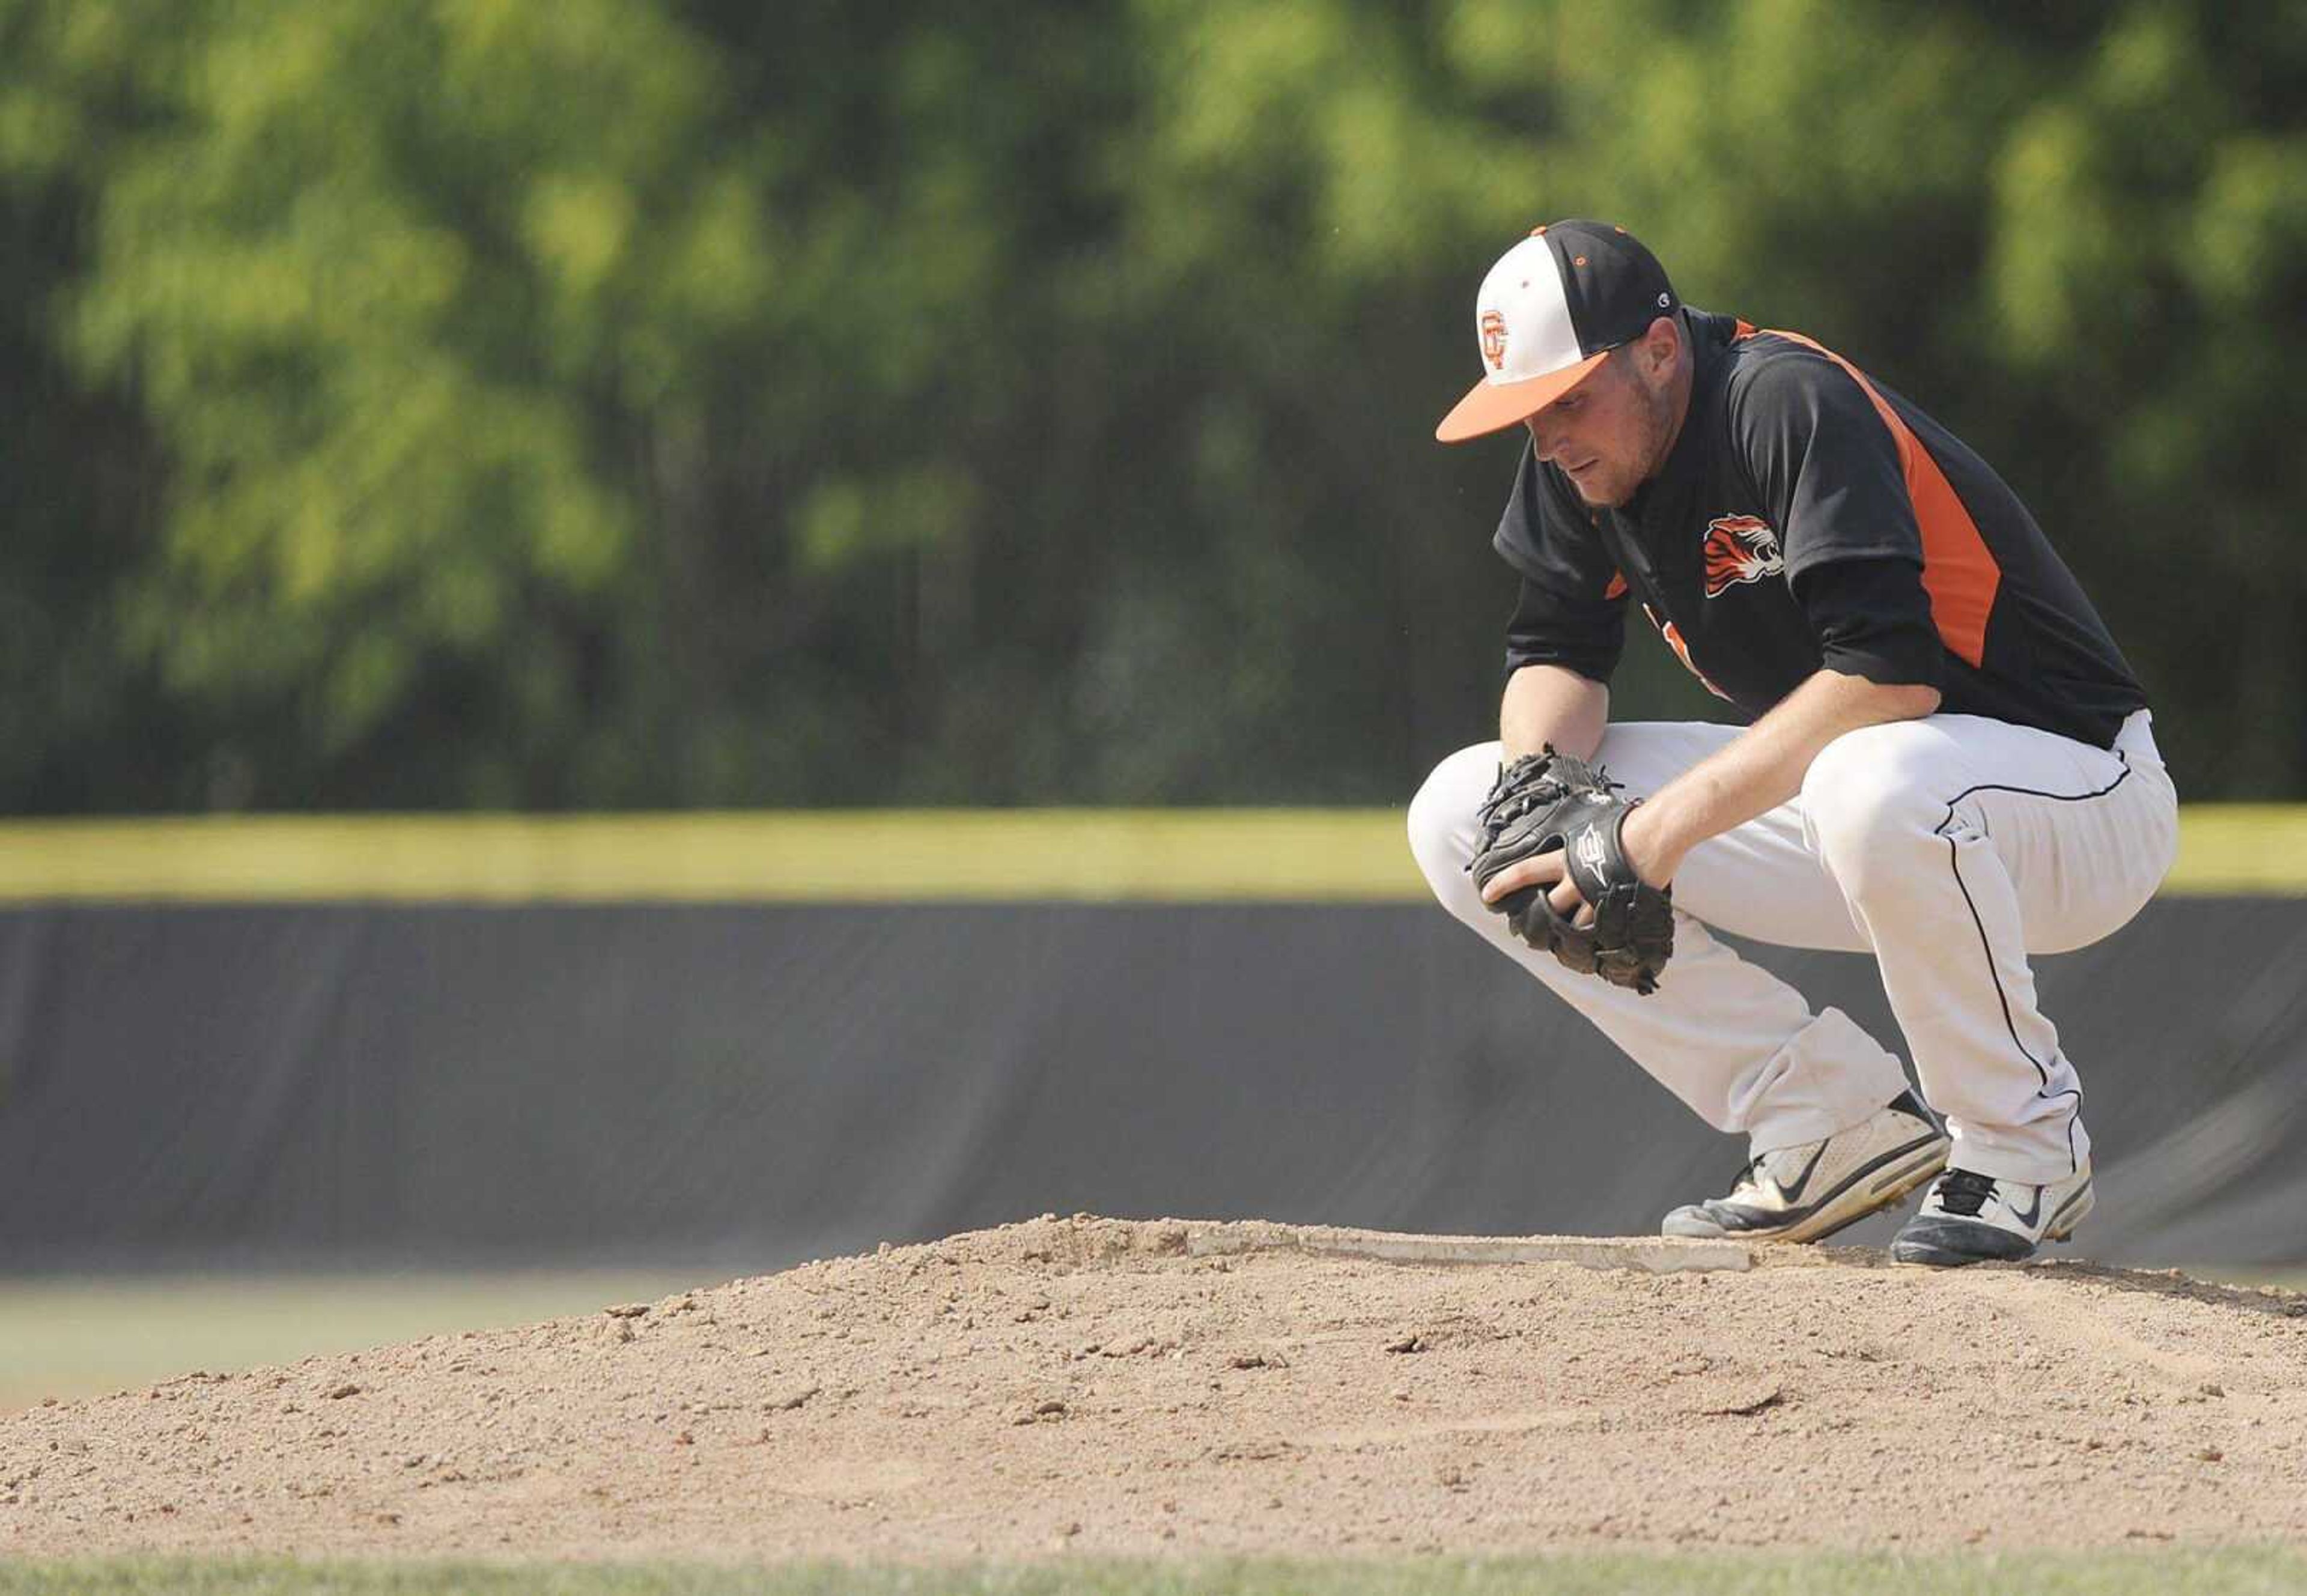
top-left (4, 1214), bottom-right (2304, 1561)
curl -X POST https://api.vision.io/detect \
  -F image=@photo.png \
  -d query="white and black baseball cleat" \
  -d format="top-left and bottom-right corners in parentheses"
top-left (1889, 1159), bottom-right (2094, 1267)
top-left (1660, 1089), bottom-right (1951, 1244)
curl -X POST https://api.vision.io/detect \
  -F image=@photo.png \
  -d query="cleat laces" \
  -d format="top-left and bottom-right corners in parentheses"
top-left (1934, 1168), bottom-right (1998, 1217)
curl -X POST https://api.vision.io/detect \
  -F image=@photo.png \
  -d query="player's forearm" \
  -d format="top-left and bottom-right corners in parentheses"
top-left (1500, 664), bottom-right (1609, 762)
top-left (1625, 669), bottom-right (1941, 882)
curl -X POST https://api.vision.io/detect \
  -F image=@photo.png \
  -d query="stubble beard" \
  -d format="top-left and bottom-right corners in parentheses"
top-left (1578, 362), bottom-right (1680, 510)
top-left (1633, 372), bottom-right (1679, 486)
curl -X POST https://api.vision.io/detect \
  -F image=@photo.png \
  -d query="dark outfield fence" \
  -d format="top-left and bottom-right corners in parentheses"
top-left (0, 814), bottom-right (2302, 1272)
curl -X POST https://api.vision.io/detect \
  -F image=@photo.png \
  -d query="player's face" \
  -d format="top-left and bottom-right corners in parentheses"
top-left (1523, 335), bottom-right (1682, 508)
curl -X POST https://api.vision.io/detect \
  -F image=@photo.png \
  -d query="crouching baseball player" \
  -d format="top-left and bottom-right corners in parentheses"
top-left (1408, 220), bottom-right (2177, 1267)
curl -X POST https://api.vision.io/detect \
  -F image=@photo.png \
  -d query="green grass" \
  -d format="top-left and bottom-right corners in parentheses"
top-left (0, 1270), bottom-right (705, 1413)
top-left (1, 1553), bottom-right (2305, 1595)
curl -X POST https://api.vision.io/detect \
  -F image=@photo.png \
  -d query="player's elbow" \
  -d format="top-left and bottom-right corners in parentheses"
top-left (1887, 681), bottom-right (1942, 720)
top-left (1823, 669), bottom-right (1941, 723)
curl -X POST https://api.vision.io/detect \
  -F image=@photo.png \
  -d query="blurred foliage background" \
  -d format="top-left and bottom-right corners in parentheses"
top-left (0, 0), bottom-right (2301, 812)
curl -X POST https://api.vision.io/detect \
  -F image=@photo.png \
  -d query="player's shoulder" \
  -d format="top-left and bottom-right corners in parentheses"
top-left (1721, 323), bottom-right (1863, 397)
top-left (1494, 437), bottom-right (1612, 587)
top-left (1714, 321), bottom-right (1882, 436)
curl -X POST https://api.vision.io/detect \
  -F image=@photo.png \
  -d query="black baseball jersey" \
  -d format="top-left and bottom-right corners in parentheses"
top-left (1495, 309), bottom-right (2147, 748)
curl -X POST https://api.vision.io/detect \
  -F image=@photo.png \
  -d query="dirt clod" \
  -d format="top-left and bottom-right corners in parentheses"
top-left (1700, 1384), bottom-right (1787, 1418)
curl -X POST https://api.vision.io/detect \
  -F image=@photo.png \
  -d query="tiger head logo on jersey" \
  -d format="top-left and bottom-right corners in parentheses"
top-left (1701, 514), bottom-right (1785, 598)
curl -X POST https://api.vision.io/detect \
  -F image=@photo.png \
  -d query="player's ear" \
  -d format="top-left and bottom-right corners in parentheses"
top-left (1635, 315), bottom-right (1680, 376)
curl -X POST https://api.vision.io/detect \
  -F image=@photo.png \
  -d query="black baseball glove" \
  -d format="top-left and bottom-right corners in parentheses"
top-left (1467, 747), bottom-right (1676, 995)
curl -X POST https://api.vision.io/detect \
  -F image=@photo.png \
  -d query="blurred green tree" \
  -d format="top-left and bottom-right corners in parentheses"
top-left (1979, 4), bottom-right (2307, 795)
top-left (0, 0), bottom-right (2297, 808)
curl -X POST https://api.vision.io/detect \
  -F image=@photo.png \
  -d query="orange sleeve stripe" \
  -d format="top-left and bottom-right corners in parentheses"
top-left (1758, 330), bottom-right (2000, 669)
top-left (1604, 571), bottom-right (1629, 600)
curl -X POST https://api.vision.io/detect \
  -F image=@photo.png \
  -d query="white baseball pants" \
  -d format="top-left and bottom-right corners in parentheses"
top-left (1408, 710), bottom-right (2177, 1183)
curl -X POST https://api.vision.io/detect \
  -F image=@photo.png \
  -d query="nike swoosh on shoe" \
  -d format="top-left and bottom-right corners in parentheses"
top-left (1767, 1141), bottom-right (1830, 1204)
top-left (1694, 1135), bottom-right (1945, 1237)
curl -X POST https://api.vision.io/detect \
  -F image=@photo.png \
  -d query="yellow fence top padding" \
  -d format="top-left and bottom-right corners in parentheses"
top-left (0, 806), bottom-right (2296, 903)
top-left (2161, 806), bottom-right (2307, 895)
top-left (0, 811), bottom-right (1419, 903)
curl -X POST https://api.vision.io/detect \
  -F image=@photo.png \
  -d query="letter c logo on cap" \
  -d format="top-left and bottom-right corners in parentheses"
top-left (1479, 310), bottom-right (1508, 371)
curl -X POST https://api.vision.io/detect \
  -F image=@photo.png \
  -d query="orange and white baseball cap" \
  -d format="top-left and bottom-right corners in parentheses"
top-left (1435, 220), bottom-right (1679, 443)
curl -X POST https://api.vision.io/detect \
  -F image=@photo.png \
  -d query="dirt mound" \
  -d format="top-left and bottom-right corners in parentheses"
top-left (4, 1215), bottom-right (2305, 1561)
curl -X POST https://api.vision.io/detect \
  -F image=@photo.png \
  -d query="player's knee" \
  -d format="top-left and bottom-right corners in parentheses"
top-left (1407, 743), bottom-right (1497, 898)
top-left (1801, 724), bottom-right (1947, 882)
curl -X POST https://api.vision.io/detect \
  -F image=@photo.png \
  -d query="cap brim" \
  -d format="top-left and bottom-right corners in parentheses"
top-left (1433, 350), bottom-right (1610, 443)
